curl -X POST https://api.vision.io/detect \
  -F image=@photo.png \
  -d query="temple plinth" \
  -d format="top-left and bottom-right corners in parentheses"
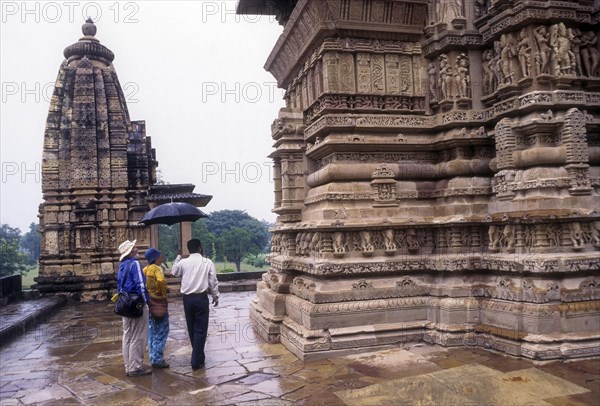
top-left (239, 0), bottom-right (600, 360)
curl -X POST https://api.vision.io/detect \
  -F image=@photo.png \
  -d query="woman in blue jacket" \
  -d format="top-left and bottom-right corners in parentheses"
top-left (117, 239), bottom-right (151, 377)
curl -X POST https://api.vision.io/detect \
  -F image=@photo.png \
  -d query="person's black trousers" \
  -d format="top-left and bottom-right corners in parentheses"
top-left (182, 292), bottom-right (209, 369)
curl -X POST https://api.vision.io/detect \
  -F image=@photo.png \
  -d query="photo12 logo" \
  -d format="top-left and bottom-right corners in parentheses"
top-left (2, 82), bottom-right (140, 104)
top-left (1, 162), bottom-right (41, 184)
top-left (201, 82), bottom-right (282, 104)
top-left (201, 162), bottom-right (274, 184)
top-left (200, 1), bottom-right (277, 24)
top-left (1, 1), bottom-right (140, 24)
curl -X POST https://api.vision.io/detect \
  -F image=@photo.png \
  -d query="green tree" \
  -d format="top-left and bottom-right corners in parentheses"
top-left (20, 222), bottom-right (41, 265)
top-left (0, 224), bottom-right (29, 277)
top-left (158, 224), bottom-right (179, 262)
top-left (191, 220), bottom-right (216, 258)
top-left (243, 253), bottom-right (267, 268)
top-left (219, 227), bottom-right (259, 272)
top-left (205, 210), bottom-right (270, 252)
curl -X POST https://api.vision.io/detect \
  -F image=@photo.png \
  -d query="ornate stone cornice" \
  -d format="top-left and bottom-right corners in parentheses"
top-left (265, 0), bottom-right (428, 88)
top-left (422, 30), bottom-right (484, 59)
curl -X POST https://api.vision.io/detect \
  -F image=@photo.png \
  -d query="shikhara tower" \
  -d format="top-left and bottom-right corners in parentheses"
top-left (38, 20), bottom-right (157, 300)
top-left (239, 0), bottom-right (600, 360)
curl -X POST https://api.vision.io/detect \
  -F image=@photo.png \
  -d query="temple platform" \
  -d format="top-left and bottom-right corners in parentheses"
top-left (0, 291), bottom-right (598, 405)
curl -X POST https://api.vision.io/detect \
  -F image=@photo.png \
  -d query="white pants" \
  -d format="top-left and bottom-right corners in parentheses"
top-left (122, 305), bottom-right (148, 373)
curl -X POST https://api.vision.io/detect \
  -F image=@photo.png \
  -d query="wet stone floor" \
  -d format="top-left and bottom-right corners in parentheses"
top-left (0, 291), bottom-right (598, 405)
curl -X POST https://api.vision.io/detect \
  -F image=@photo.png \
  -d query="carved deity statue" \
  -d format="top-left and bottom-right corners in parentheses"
top-left (550, 22), bottom-right (575, 76)
top-left (517, 28), bottom-right (532, 78)
top-left (503, 225), bottom-right (515, 252)
top-left (333, 232), bottom-right (346, 256)
top-left (407, 229), bottom-right (420, 251)
top-left (360, 231), bottom-right (374, 255)
top-left (546, 224), bottom-right (561, 247)
top-left (580, 31), bottom-right (599, 77)
top-left (570, 28), bottom-right (583, 76)
top-left (533, 26), bottom-right (551, 75)
top-left (428, 62), bottom-right (438, 100)
top-left (499, 34), bottom-right (517, 84)
top-left (436, 0), bottom-right (463, 23)
top-left (474, 0), bottom-right (488, 18)
top-left (454, 53), bottom-right (470, 99)
top-left (438, 54), bottom-right (453, 99)
top-left (482, 49), bottom-right (496, 94)
top-left (591, 221), bottom-right (600, 246)
top-left (383, 229), bottom-right (397, 252)
top-left (492, 40), bottom-right (504, 85)
top-left (569, 222), bottom-right (584, 249)
top-left (488, 225), bottom-right (501, 251)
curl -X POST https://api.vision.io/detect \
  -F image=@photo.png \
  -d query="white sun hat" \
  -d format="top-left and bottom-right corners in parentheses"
top-left (118, 239), bottom-right (137, 261)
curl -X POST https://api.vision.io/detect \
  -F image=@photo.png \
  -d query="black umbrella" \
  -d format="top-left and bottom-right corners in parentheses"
top-left (139, 202), bottom-right (208, 251)
top-left (139, 202), bottom-right (208, 226)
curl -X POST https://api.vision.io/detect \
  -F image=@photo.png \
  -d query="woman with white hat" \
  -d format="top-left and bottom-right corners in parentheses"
top-left (117, 239), bottom-right (151, 377)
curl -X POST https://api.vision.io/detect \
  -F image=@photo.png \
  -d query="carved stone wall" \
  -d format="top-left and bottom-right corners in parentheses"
top-left (38, 20), bottom-right (156, 301)
top-left (240, 0), bottom-right (600, 360)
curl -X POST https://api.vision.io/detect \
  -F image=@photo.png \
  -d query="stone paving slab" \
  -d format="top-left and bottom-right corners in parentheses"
top-left (0, 291), bottom-right (598, 405)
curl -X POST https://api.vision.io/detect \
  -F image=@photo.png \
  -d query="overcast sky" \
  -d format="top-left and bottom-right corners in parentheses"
top-left (1, 1), bottom-right (284, 232)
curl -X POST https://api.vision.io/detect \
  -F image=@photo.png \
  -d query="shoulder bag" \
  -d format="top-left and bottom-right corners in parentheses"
top-left (114, 262), bottom-right (144, 318)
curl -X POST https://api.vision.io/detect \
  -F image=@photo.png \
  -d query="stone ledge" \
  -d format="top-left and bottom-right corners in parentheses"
top-left (0, 296), bottom-right (67, 348)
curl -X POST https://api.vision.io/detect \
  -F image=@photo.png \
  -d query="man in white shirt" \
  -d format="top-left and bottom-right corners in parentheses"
top-left (171, 239), bottom-right (219, 370)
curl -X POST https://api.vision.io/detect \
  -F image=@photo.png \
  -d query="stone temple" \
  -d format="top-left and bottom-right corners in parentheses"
top-left (238, 0), bottom-right (600, 360)
top-left (37, 20), bottom-right (210, 301)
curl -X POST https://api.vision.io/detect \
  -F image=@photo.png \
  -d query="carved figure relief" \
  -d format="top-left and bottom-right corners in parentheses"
top-left (333, 231), bottom-right (346, 257)
top-left (383, 229), bottom-right (397, 254)
top-left (474, 0), bottom-right (488, 18)
top-left (570, 28), bottom-right (583, 76)
top-left (546, 224), bottom-right (561, 247)
top-left (517, 28), bottom-right (532, 78)
top-left (377, 184), bottom-right (394, 200)
top-left (569, 222), bottom-right (585, 249)
top-left (489, 225), bottom-right (501, 251)
top-left (360, 231), bottom-right (375, 256)
top-left (428, 62), bottom-right (438, 101)
top-left (550, 23), bottom-right (575, 76)
top-left (438, 54), bottom-right (452, 99)
top-left (591, 221), bottom-right (600, 247)
top-left (534, 26), bottom-right (551, 75)
top-left (436, 0), bottom-right (463, 23)
top-left (79, 228), bottom-right (92, 248)
top-left (499, 34), bottom-right (518, 84)
top-left (482, 49), bottom-right (496, 94)
top-left (406, 229), bottom-right (420, 251)
top-left (580, 31), bottom-right (599, 77)
top-left (454, 53), bottom-right (470, 99)
top-left (97, 228), bottom-right (104, 249)
top-left (491, 41), bottom-right (503, 87)
top-left (503, 224), bottom-right (515, 252)
top-left (109, 228), bottom-right (116, 248)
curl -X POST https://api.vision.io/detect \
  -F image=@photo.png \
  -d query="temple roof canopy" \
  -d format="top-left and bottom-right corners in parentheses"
top-left (148, 184), bottom-right (213, 207)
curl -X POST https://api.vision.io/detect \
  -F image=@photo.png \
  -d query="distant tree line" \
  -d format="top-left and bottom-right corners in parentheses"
top-left (158, 210), bottom-right (272, 272)
top-left (0, 210), bottom-right (272, 276)
top-left (0, 223), bottom-right (40, 277)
